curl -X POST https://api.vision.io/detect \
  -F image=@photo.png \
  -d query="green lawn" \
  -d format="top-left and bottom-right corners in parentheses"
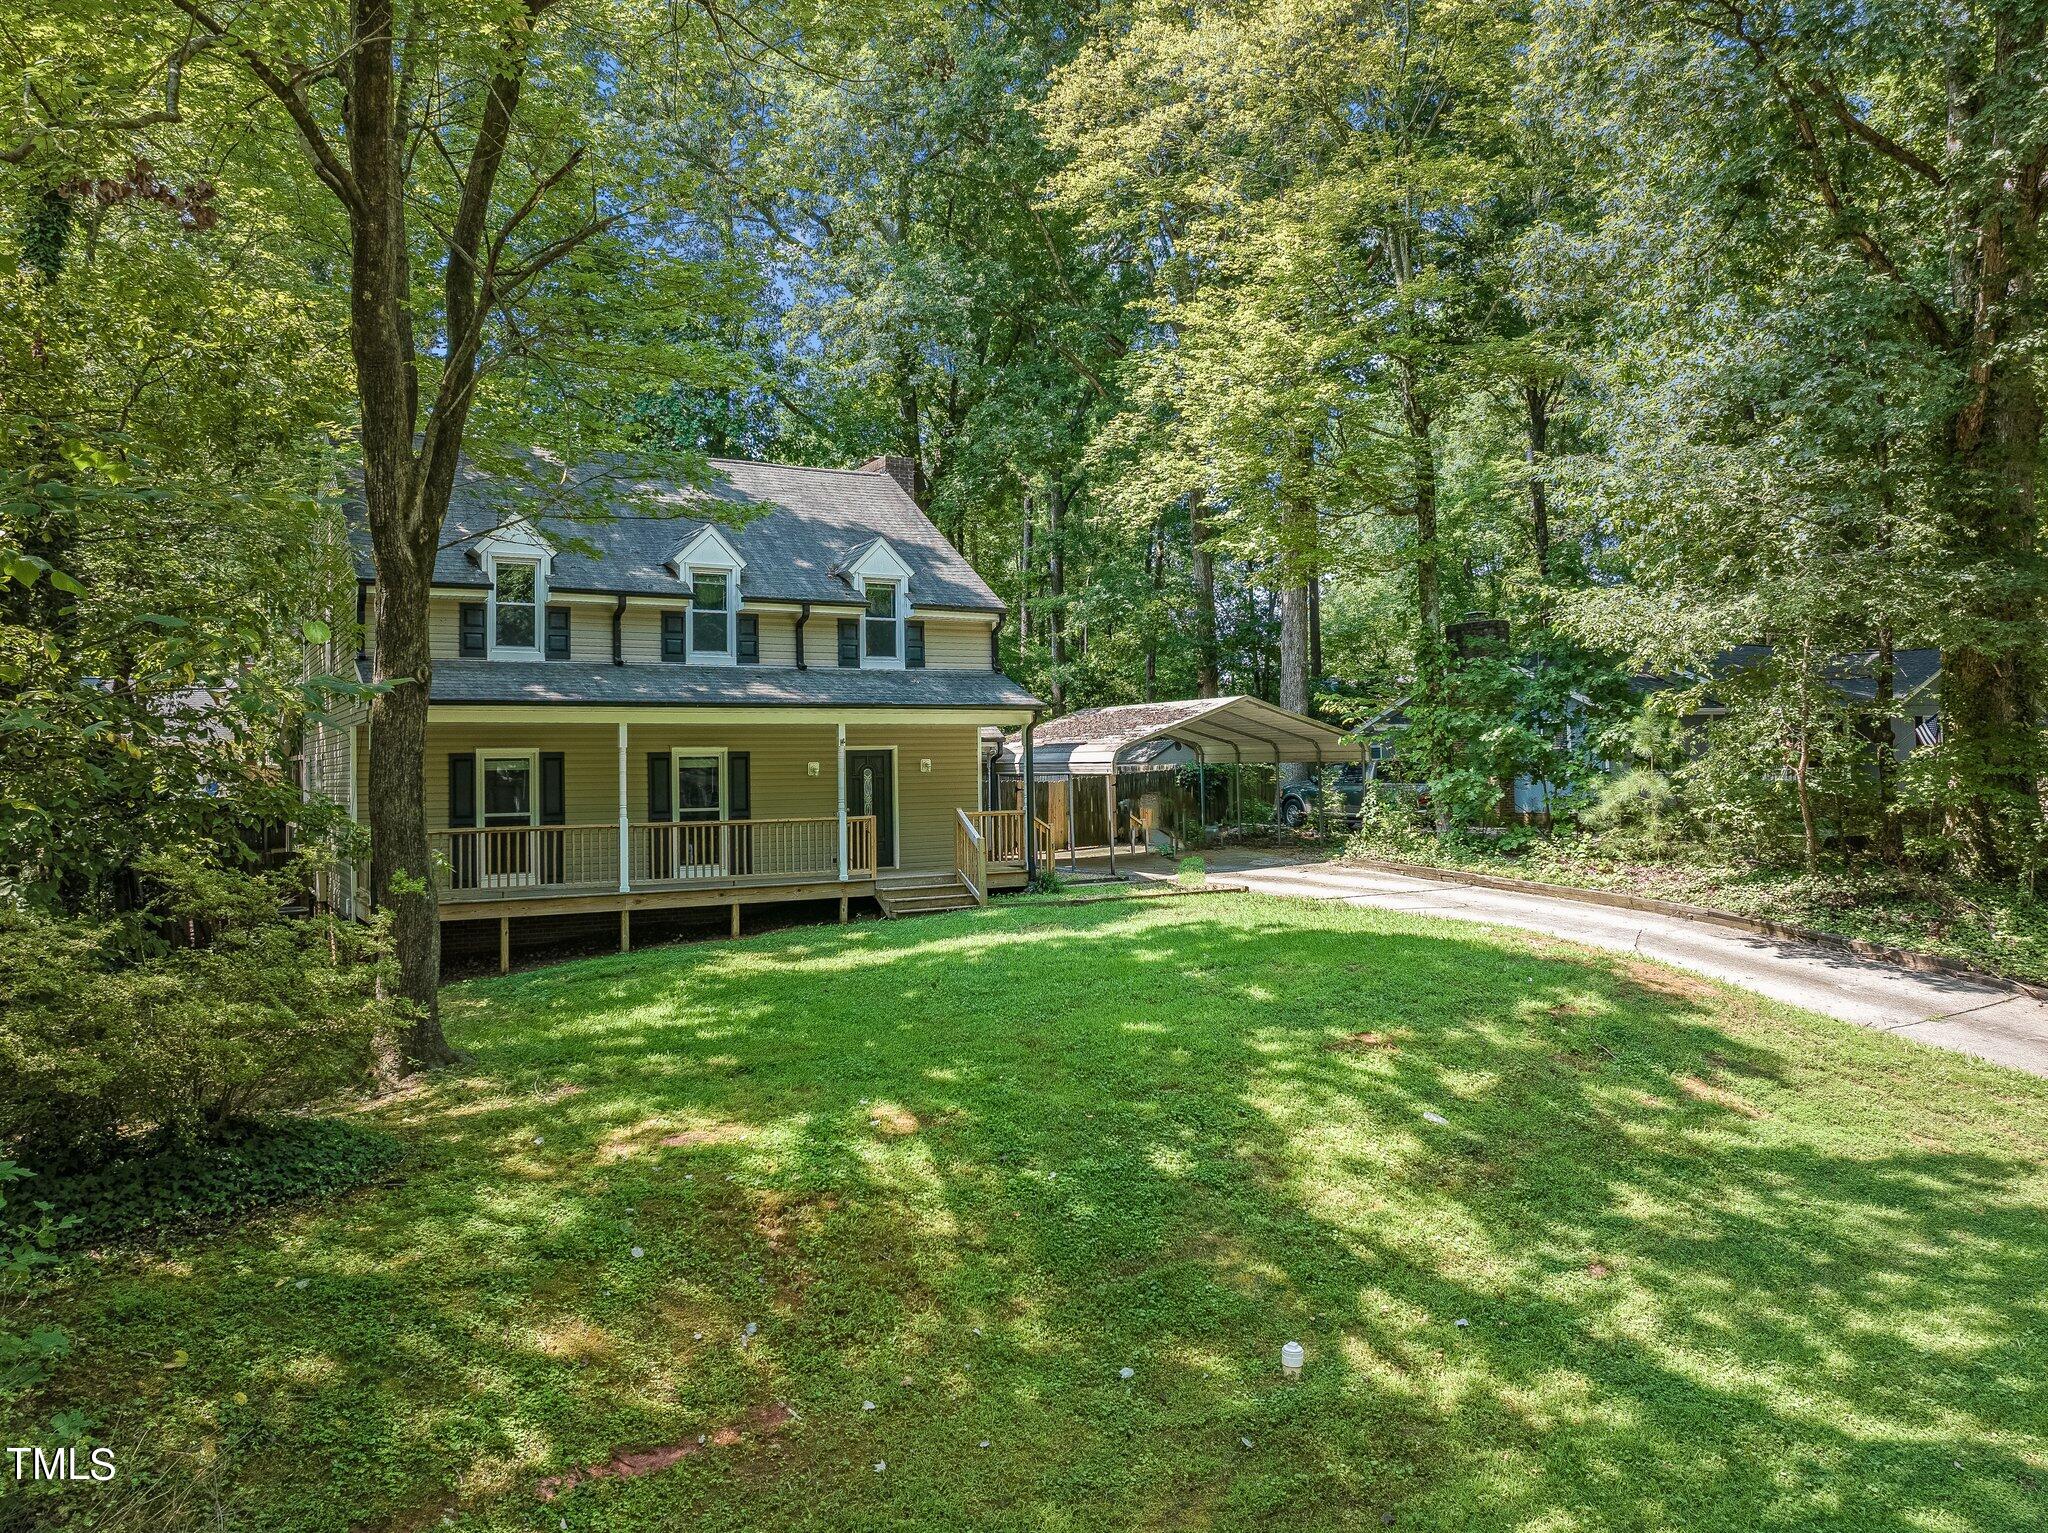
top-left (14, 891), bottom-right (2048, 1531)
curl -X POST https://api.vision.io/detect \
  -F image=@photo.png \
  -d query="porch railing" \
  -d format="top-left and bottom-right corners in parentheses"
top-left (433, 814), bottom-right (878, 897)
top-left (431, 823), bottom-right (618, 893)
top-left (955, 808), bottom-right (988, 905)
top-left (965, 808), bottom-right (1027, 863)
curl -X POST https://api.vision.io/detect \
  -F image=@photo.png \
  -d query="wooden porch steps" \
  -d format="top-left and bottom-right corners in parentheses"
top-left (874, 873), bottom-right (981, 918)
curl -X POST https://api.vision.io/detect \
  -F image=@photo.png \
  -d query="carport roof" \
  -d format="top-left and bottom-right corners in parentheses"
top-left (1005, 696), bottom-right (1361, 775)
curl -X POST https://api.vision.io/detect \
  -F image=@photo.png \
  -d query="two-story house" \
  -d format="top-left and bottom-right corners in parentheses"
top-left (304, 455), bottom-right (1046, 967)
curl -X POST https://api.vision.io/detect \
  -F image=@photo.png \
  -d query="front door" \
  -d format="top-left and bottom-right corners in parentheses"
top-left (846, 750), bottom-right (896, 869)
top-left (672, 751), bottom-right (725, 877)
top-left (480, 753), bottom-right (537, 887)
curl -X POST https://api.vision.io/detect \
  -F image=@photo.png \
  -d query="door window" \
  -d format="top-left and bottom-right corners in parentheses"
top-left (482, 756), bottom-right (533, 824)
top-left (675, 754), bottom-right (723, 820)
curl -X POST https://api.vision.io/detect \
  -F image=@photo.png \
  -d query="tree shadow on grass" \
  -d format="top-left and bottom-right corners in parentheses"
top-left (25, 895), bottom-right (2048, 1532)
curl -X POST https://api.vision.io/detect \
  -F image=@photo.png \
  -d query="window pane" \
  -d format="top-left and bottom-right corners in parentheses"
top-left (482, 759), bottom-right (530, 819)
top-left (866, 615), bottom-right (897, 659)
top-left (497, 604), bottom-right (535, 648)
top-left (497, 563), bottom-right (535, 603)
top-left (865, 581), bottom-right (896, 618)
top-left (693, 609), bottom-right (728, 653)
top-left (676, 757), bottom-right (720, 817)
top-left (692, 571), bottom-right (728, 610)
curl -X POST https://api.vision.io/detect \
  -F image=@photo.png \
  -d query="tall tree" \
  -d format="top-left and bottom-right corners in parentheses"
top-left (105, 0), bottom-right (824, 1061)
top-left (1536, 0), bottom-right (2048, 878)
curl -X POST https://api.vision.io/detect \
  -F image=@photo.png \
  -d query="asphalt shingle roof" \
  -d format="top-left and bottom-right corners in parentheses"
top-left (347, 454), bottom-right (1005, 612)
top-left (425, 660), bottom-right (1040, 711)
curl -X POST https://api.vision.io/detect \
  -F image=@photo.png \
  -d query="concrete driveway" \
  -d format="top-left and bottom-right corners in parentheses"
top-left (1153, 849), bottom-right (2048, 1078)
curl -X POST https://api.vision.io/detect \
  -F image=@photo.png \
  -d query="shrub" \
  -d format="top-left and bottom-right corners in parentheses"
top-left (1581, 768), bottom-right (1682, 835)
top-left (31, 1118), bottom-right (406, 1249)
top-left (0, 1160), bottom-right (75, 1402)
top-left (1177, 855), bottom-right (1207, 888)
top-left (0, 852), bottom-right (399, 1167)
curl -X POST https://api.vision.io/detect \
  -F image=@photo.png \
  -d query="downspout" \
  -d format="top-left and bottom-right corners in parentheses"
top-left (989, 610), bottom-right (1005, 671)
top-left (355, 580), bottom-right (371, 662)
top-left (611, 596), bottom-right (625, 666)
top-left (795, 601), bottom-right (812, 669)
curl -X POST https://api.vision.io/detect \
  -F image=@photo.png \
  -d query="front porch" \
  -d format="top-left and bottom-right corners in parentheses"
top-left (407, 710), bottom-right (1043, 968)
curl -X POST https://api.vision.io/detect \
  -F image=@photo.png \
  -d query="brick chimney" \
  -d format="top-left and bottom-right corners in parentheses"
top-left (859, 454), bottom-right (919, 501)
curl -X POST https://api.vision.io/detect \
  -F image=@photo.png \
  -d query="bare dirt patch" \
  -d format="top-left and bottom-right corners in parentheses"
top-left (1617, 960), bottom-right (1713, 1004)
top-left (535, 1402), bottom-right (795, 1501)
top-left (1326, 1030), bottom-right (1399, 1054)
top-left (596, 1117), bottom-right (751, 1161)
top-left (866, 1103), bottom-right (920, 1136)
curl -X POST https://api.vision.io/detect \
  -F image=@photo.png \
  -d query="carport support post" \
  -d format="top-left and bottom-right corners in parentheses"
top-left (1021, 719), bottom-right (1038, 878)
top-left (1105, 774), bottom-right (1117, 875)
top-left (1196, 753), bottom-right (1208, 837)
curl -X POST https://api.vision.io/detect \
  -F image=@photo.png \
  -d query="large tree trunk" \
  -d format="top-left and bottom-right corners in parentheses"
top-left (1523, 380), bottom-right (1553, 582)
top-left (1278, 584), bottom-right (1311, 716)
top-left (1046, 480), bottom-right (1066, 711)
top-left (344, 0), bottom-right (455, 1067)
top-left (1189, 492), bottom-right (1220, 697)
top-left (1873, 624), bottom-right (1904, 864)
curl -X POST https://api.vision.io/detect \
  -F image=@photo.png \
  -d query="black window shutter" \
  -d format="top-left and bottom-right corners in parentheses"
top-left (737, 612), bottom-right (759, 664)
top-left (539, 753), bottom-right (565, 824)
top-left (837, 617), bottom-right (859, 667)
top-left (646, 752), bottom-right (672, 820)
top-left (661, 611), bottom-right (686, 662)
top-left (448, 754), bottom-right (476, 826)
top-left (458, 603), bottom-right (486, 657)
top-left (906, 620), bottom-right (925, 669)
top-left (728, 752), bottom-right (751, 819)
top-left (545, 605), bottom-right (571, 660)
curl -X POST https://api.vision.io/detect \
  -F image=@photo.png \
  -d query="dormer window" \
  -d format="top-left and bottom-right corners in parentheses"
top-left (864, 580), bottom-right (901, 665)
top-left (494, 560), bottom-right (539, 651)
top-left (690, 569), bottom-right (732, 659)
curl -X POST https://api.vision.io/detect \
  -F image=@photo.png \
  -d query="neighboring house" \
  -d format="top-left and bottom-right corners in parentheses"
top-left (1640, 645), bottom-right (1942, 759)
top-left (305, 454), bottom-right (1043, 962)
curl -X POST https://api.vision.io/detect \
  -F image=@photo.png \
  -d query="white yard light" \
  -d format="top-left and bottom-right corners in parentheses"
top-left (1281, 1340), bottom-right (1304, 1379)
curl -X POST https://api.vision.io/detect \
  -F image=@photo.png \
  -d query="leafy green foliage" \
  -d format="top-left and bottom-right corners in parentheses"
top-left (0, 853), bottom-right (398, 1166)
top-left (32, 1118), bottom-right (405, 1251)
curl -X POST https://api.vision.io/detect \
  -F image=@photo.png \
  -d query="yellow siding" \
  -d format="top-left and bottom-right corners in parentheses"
top-left (919, 615), bottom-right (995, 669)
top-left (416, 718), bottom-right (981, 870)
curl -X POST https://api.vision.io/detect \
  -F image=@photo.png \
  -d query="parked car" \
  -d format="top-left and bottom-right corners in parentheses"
top-left (1279, 765), bottom-right (1368, 827)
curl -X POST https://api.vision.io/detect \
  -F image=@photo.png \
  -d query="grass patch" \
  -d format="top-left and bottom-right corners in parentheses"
top-left (9, 895), bottom-right (2048, 1531)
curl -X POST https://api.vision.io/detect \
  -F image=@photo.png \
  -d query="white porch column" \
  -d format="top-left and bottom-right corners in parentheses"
top-left (836, 722), bottom-right (848, 880)
top-left (616, 722), bottom-right (630, 892)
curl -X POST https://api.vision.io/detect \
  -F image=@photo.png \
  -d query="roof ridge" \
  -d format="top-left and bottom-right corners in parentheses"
top-left (705, 456), bottom-right (901, 479)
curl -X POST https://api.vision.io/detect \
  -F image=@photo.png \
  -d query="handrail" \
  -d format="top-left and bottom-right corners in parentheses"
top-left (845, 814), bottom-right (878, 878)
top-left (954, 808), bottom-right (988, 905)
top-left (1034, 817), bottom-right (1052, 865)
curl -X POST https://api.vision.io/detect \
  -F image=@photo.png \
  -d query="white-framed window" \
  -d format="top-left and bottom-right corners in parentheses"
top-left (492, 559), bottom-right (540, 653)
top-left (863, 579), bottom-right (901, 666)
top-left (689, 569), bottom-right (733, 661)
